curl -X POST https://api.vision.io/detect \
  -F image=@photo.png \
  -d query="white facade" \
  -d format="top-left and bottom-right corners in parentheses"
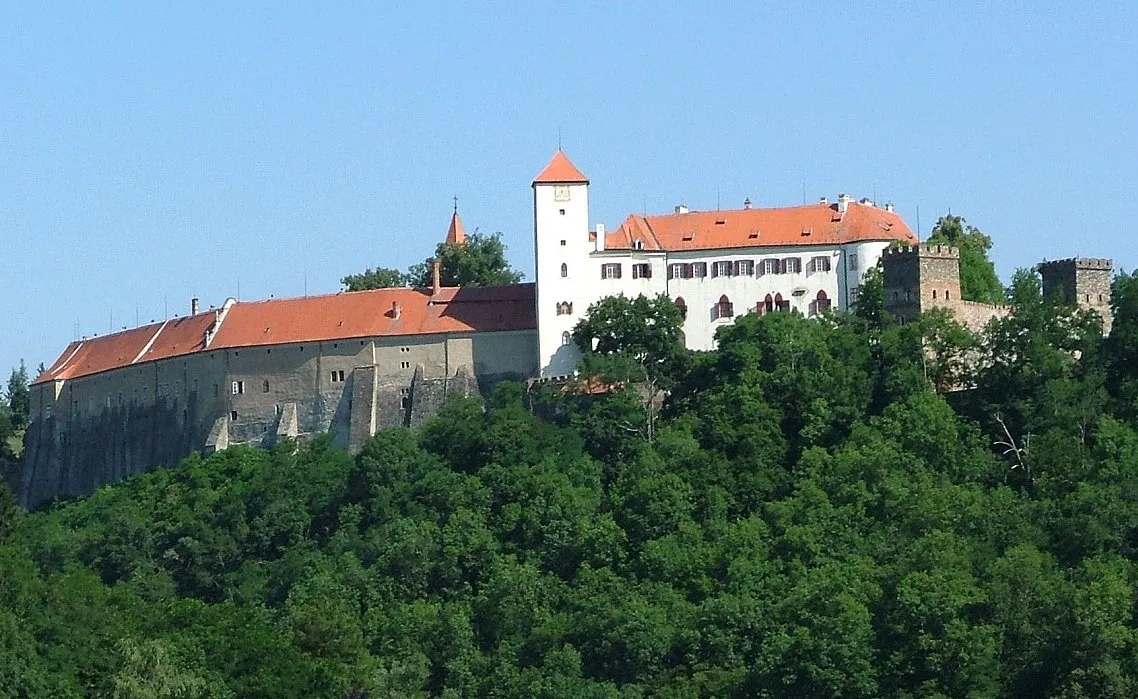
top-left (532, 154), bottom-right (908, 376)
top-left (533, 176), bottom-right (596, 376)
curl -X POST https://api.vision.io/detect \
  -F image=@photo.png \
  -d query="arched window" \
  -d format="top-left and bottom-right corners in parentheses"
top-left (775, 293), bottom-right (788, 311)
top-left (562, 331), bottom-right (571, 346)
top-left (932, 289), bottom-right (938, 299)
top-left (674, 297), bottom-right (688, 320)
top-left (945, 290), bottom-right (951, 300)
top-left (813, 289), bottom-right (831, 315)
top-left (560, 263), bottom-right (568, 278)
top-left (714, 295), bottom-right (734, 320)
top-left (763, 293), bottom-right (774, 314)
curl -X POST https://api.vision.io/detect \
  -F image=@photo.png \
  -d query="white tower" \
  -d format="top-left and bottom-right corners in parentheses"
top-left (533, 150), bottom-right (592, 376)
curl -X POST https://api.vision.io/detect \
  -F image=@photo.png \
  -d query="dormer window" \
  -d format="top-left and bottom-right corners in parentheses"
top-left (682, 232), bottom-right (695, 241)
top-left (633, 240), bottom-right (644, 250)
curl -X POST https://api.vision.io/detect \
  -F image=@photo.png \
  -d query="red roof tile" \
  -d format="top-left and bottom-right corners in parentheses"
top-left (34, 285), bottom-right (537, 385)
top-left (35, 312), bottom-right (217, 385)
top-left (605, 201), bottom-right (916, 252)
top-left (533, 150), bottom-right (589, 184)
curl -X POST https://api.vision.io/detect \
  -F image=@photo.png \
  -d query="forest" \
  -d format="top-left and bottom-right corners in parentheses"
top-left (4, 265), bottom-right (1138, 698)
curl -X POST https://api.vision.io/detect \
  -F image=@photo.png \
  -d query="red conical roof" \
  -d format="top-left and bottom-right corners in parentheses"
top-left (446, 211), bottom-right (466, 245)
top-left (533, 150), bottom-right (589, 185)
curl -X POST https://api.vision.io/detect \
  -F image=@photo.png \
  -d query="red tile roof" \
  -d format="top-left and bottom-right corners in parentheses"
top-left (605, 201), bottom-right (916, 251)
top-left (446, 211), bottom-right (467, 245)
top-left (36, 312), bottom-right (218, 385)
top-left (533, 150), bottom-right (589, 185)
top-left (34, 285), bottom-right (536, 385)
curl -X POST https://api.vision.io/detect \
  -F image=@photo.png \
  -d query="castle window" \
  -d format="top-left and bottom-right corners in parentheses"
top-left (232, 381), bottom-right (245, 395)
top-left (401, 361), bottom-right (410, 369)
top-left (736, 260), bottom-right (755, 276)
top-left (561, 263), bottom-right (568, 278)
top-left (44, 403), bottom-right (52, 420)
top-left (562, 331), bottom-right (572, 345)
top-left (263, 380), bottom-right (270, 393)
top-left (401, 347), bottom-right (410, 353)
top-left (761, 258), bottom-right (780, 275)
top-left (633, 240), bottom-right (644, 250)
top-left (851, 286), bottom-right (861, 301)
top-left (561, 240), bottom-right (566, 246)
top-left (775, 293), bottom-right (790, 311)
top-left (400, 388), bottom-right (410, 410)
top-left (848, 253), bottom-right (859, 270)
top-left (946, 290), bottom-right (951, 300)
top-left (601, 263), bottom-right (622, 280)
top-left (230, 410), bottom-right (238, 421)
top-left (559, 209), bottom-right (566, 215)
top-left (712, 260), bottom-right (734, 277)
top-left (783, 257), bottom-right (802, 274)
top-left (692, 262), bottom-right (708, 278)
top-left (632, 263), bottom-right (652, 279)
top-left (668, 263), bottom-right (685, 279)
top-left (674, 297), bottom-right (688, 320)
top-left (933, 289), bottom-right (938, 299)
top-left (812, 290), bottom-right (831, 315)
top-left (556, 301), bottom-right (574, 316)
top-left (809, 256), bottom-right (831, 273)
top-left (713, 295), bottom-right (734, 320)
top-left (761, 293), bottom-right (774, 314)
top-left (330, 370), bottom-right (345, 383)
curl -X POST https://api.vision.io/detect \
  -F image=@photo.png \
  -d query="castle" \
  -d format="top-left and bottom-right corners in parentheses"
top-left (19, 151), bottom-right (1112, 507)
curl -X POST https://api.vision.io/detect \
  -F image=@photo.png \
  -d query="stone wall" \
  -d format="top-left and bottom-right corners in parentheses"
top-left (20, 328), bottom-right (537, 509)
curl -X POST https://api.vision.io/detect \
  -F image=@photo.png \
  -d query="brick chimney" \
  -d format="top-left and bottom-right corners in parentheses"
top-left (191, 297), bottom-right (200, 315)
top-left (391, 301), bottom-right (401, 319)
top-left (432, 259), bottom-right (441, 295)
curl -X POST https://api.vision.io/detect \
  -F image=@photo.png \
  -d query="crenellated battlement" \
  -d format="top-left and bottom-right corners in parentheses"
top-left (883, 244), bottom-right (960, 260)
top-left (1038, 257), bottom-right (1113, 272)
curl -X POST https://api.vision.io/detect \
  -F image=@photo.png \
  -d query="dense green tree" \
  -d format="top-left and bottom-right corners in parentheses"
top-left (407, 232), bottom-right (523, 288)
top-left (926, 214), bottom-right (1005, 304)
top-left (341, 266), bottom-right (408, 291)
top-left (4, 362), bottom-right (29, 431)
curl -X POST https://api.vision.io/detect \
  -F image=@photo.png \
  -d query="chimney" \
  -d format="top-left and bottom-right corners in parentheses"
top-left (595, 222), bottom-right (606, 252)
top-left (674, 204), bottom-right (689, 214)
top-left (191, 297), bottom-right (200, 315)
top-left (837, 193), bottom-right (851, 214)
top-left (391, 301), bottom-right (401, 319)
top-left (819, 196), bottom-right (829, 206)
top-left (432, 259), bottom-right (441, 295)
top-left (885, 201), bottom-right (895, 213)
top-left (743, 197), bottom-right (752, 210)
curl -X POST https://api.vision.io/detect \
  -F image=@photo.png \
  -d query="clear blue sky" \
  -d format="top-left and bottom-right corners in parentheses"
top-left (2, 2), bottom-right (1136, 376)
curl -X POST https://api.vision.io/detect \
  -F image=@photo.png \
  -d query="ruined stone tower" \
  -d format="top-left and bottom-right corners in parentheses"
top-left (881, 244), bottom-right (962, 324)
top-left (1037, 258), bottom-right (1113, 334)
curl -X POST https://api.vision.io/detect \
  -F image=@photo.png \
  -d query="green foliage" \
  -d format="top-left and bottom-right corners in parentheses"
top-left (927, 214), bottom-right (1005, 304)
top-left (6, 290), bottom-right (1138, 696)
top-left (4, 362), bottom-right (30, 430)
top-left (407, 232), bottom-right (523, 288)
top-left (341, 266), bottom-right (408, 292)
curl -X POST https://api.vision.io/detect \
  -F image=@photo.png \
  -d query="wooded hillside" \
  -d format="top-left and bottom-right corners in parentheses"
top-left (3, 270), bottom-right (1138, 698)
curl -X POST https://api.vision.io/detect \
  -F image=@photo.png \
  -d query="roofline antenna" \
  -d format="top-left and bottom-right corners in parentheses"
top-left (917, 204), bottom-right (921, 238)
top-left (557, 126), bottom-right (562, 151)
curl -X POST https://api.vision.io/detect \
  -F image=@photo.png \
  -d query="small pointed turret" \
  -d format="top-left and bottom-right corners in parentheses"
top-left (446, 200), bottom-right (467, 245)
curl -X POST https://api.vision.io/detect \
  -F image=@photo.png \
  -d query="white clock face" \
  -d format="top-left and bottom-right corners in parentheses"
top-left (554, 185), bottom-right (571, 202)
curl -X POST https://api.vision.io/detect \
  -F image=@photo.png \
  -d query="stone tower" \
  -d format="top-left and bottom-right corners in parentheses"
top-left (881, 244), bottom-right (962, 323)
top-left (1037, 258), bottom-right (1114, 334)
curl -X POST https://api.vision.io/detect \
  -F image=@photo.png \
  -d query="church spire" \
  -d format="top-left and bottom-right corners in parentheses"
top-left (446, 198), bottom-right (467, 245)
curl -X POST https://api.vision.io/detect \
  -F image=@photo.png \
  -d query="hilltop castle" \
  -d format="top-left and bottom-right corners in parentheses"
top-left (20, 151), bottom-right (1112, 507)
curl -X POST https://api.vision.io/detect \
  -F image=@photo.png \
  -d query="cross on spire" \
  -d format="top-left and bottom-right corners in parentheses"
top-left (453, 196), bottom-right (458, 214)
